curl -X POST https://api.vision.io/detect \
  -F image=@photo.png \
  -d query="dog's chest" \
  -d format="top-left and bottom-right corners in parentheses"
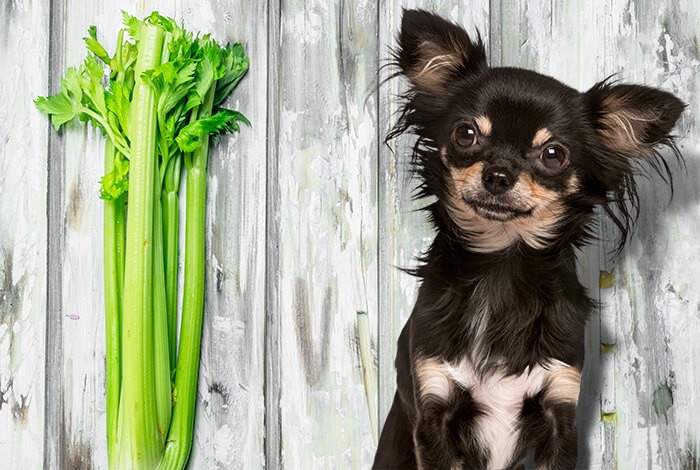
top-left (445, 360), bottom-right (552, 469)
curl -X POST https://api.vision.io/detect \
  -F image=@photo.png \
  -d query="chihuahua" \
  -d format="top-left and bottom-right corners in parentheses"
top-left (373, 9), bottom-right (684, 470)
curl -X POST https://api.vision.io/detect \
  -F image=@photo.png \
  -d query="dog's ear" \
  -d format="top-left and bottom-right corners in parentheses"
top-left (397, 9), bottom-right (487, 93)
top-left (585, 82), bottom-right (685, 156)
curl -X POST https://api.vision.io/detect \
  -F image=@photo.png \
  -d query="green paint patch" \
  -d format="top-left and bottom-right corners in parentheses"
top-left (600, 343), bottom-right (617, 354)
top-left (601, 411), bottom-right (617, 424)
top-left (652, 382), bottom-right (674, 418)
top-left (599, 269), bottom-right (615, 289)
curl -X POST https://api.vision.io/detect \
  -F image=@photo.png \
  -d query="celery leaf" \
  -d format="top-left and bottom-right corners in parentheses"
top-left (175, 109), bottom-right (250, 152)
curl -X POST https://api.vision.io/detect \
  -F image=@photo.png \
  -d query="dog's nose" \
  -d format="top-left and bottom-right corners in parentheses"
top-left (482, 167), bottom-right (514, 195)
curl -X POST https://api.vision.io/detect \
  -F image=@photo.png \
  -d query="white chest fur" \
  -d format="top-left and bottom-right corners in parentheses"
top-left (415, 357), bottom-right (581, 470)
top-left (447, 360), bottom-right (551, 469)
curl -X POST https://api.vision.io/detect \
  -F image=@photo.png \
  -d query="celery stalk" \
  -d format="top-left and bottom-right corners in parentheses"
top-left (103, 140), bottom-right (124, 466)
top-left (157, 85), bottom-right (216, 470)
top-left (162, 155), bottom-right (181, 371)
top-left (153, 165), bottom-right (172, 437)
top-left (115, 22), bottom-right (165, 470)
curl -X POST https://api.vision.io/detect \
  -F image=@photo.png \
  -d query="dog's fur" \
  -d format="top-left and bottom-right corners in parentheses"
top-left (373, 9), bottom-right (684, 470)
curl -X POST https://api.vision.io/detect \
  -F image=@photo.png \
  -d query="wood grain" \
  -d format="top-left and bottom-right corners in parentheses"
top-left (597, 1), bottom-right (700, 468)
top-left (499, 1), bottom-right (700, 468)
top-left (1, 1), bottom-right (698, 468)
top-left (183, 0), bottom-right (267, 467)
top-left (0, 2), bottom-right (50, 468)
top-left (272, 0), bottom-right (380, 466)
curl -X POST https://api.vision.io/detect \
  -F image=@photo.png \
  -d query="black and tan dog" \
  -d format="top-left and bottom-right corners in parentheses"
top-left (373, 9), bottom-right (684, 470)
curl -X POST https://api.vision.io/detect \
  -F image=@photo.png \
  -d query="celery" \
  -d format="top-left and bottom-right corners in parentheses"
top-left (103, 140), bottom-right (124, 463)
top-left (158, 87), bottom-right (215, 470)
top-left (36, 11), bottom-right (249, 470)
top-left (162, 155), bottom-right (181, 371)
top-left (115, 22), bottom-right (165, 469)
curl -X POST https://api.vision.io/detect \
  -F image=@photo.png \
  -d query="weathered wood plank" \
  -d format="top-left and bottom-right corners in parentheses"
top-left (598, 2), bottom-right (700, 468)
top-left (44, 0), bottom-right (66, 465)
top-left (184, 0), bottom-right (267, 467)
top-left (265, 0), bottom-right (283, 468)
top-left (377, 0), bottom-right (491, 429)
top-left (273, 0), bottom-right (380, 466)
top-left (0, 1), bottom-right (50, 468)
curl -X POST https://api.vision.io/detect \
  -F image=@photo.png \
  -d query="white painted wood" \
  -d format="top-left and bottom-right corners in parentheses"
top-left (182, 0), bottom-right (267, 467)
top-left (0, 2), bottom-right (50, 469)
top-left (596, 2), bottom-right (700, 468)
top-left (273, 0), bottom-right (380, 467)
top-left (2, 1), bottom-right (698, 468)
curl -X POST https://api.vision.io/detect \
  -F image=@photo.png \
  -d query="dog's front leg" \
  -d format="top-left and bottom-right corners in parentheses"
top-left (539, 402), bottom-right (577, 470)
top-left (413, 398), bottom-right (455, 469)
top-left (525, 365), bottom-right (581, 470)
top-left (412, 357), bottom-right (457, 469)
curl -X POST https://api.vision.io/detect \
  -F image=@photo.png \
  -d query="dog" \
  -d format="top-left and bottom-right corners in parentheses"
top-left (373, 9), bottom-right (684, 470)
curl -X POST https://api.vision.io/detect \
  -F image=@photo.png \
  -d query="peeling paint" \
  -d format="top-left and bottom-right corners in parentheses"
top-left (600, 269), bottom-right (616, 289)
top-left (601, 411), bottom-right (618, 424)
top-left (652, 381), bottom-right (674, 419)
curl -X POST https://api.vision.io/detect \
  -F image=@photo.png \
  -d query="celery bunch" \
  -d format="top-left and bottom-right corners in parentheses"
top-left (36, 12), bottom-right (249, 470)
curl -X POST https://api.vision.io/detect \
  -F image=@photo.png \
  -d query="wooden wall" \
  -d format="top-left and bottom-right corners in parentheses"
top-left (0, 0), bottom-right (698, 468)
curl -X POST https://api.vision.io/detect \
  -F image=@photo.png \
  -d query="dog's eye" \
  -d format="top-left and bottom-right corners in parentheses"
top-left (454, 124), bottom-right (478, 147)
top-left (539, 145), bottom-right (568, 169)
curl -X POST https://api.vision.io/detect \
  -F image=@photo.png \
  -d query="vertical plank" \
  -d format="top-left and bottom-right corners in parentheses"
top-left (377, 0), bottom-right (491, 428)
top-left (274, 0), bottom-right (380, 466)
top-left (598, 1), bottom-right (700, 468)
top-left (44, 0), bottom-right (65, 465)
top-left (182, 0), bottom-right (267, 467)
top-left (0, 1), bottom-right (49, 468)
top-left (265, 0), bottom-right (282, 467)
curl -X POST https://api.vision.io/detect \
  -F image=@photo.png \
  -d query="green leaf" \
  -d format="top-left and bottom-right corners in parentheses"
top-left (79, 54), bottom-right (110, 131)
top-left (35, 66), bottom-right (85, 131)
top-left (214, 42), bottom-right (249, 106)
top-left (185, 42), bottom-right (222, 112)
top-left (35, 93), bottom-right (77, 131)
top-left (121, 10), bottom-right (142, 42)
top-left (99, 152), bottom-right (130, 200)
top-left (83, 25), bottom-right (111, 63)
top-left (175, 108), bottom-right (249, 153)
top-left (106, 80), bottom-right (131, 137)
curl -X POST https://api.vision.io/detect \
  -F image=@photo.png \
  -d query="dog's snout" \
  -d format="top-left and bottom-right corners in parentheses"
top-left (482, 167), bottom-right (514, 195)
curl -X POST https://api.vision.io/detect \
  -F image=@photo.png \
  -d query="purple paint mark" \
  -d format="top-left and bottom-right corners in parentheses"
top-left (66, 314), bottom-right (80, 320)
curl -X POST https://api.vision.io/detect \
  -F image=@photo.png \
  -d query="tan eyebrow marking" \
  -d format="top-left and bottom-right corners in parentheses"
top-left (532, 128), bottom-right (553, 147)
top-left (475, 115), bottom-right (492, 136)
top-left (566, 174), bottom-right (580, 194)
